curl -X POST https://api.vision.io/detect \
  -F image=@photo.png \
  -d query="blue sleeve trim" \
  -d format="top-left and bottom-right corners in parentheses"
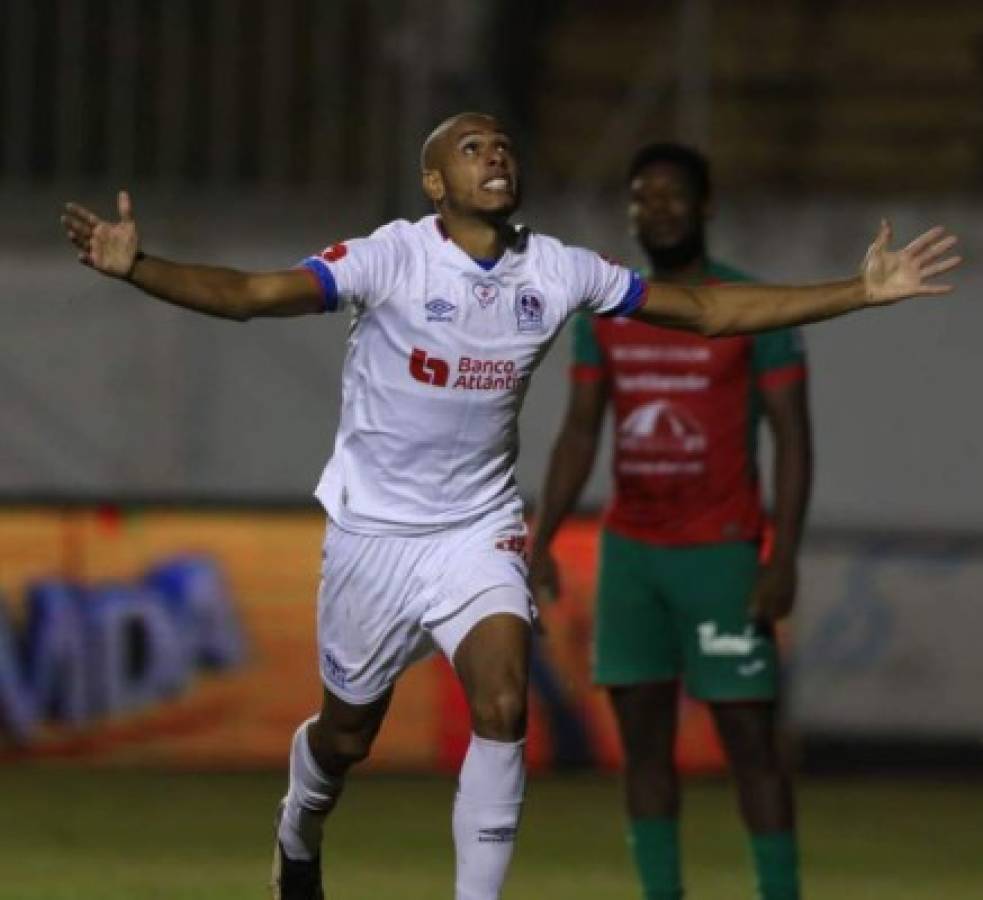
top-left (599, 271), bottom-right (646, 318)
top-left (300, 258), bottom-right (340, 312)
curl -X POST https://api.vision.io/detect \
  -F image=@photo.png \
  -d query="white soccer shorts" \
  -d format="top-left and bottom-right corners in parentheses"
top-left (315, 514), bottom-right (533, 704)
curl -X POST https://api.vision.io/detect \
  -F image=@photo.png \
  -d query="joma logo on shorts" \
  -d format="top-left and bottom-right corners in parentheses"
top-left (697, 622), bottom-right (759, 657)
top-left (322, 650), bottom-right (349, 687)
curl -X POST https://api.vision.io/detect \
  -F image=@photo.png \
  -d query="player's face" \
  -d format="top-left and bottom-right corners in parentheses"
top-left (431, 121), bottom-right (520, 219)
top-left (628, 162), bottom-right (706, 254)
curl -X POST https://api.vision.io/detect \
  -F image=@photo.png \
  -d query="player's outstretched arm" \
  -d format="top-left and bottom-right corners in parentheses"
top-left (61, 191), bottom-right (323, 321)
top-left (634, 221), bottom-right (961, 336)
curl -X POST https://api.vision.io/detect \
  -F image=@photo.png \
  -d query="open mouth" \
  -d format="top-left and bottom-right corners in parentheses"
top-left (481, 176), bottom-right (513, 194)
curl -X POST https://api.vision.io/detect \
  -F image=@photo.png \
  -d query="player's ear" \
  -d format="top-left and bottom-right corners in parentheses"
top-left (422, 169), bottom-right (445, 203)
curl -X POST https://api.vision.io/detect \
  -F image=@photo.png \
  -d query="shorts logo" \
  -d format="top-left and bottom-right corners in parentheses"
top-left (425, 298), bottom-right (457, 322)
top-left (472, 281), bottom-right (499, 308)
top-left (697, 622), bottom-right (760, 657)
top-left (738, 659), bottom-right (767, 678)
top-left (320, 242), bottom-right (348, 262)
top-left (515, 287), bottom-right (545, 332)
top-left (495, 534), bottom-right (527, 553)
top-left (409, 348), bottom-right (450, 386)
top-left (322, 650), bottom-right (349, 688)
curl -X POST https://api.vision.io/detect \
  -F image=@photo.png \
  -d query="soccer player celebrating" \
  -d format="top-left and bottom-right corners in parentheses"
top-left (62, 113), bottom-right (959, 900)
top-left (529, 142), bottom-right (815, 899)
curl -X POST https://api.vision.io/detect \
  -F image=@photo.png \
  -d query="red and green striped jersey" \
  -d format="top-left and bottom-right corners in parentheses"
top-left (571, 261), bottom-right (807, 546)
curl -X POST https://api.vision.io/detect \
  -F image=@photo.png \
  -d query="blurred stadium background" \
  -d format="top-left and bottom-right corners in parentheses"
top-left (1, 1), bottom-right (982, 897)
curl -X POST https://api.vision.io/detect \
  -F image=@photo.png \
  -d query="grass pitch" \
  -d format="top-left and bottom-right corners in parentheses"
top-left (0, 767), bottom-right (980, 898)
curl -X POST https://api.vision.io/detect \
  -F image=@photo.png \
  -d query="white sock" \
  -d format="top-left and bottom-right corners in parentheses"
top-left (452, 734), bottom-right (526, 900)
top-left (278, 717), bottom-right (344, 861)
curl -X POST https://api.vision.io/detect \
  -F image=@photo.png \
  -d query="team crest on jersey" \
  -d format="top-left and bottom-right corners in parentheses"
top-left (425, 298), bottom-right (457, 322)
top-left (515, 287), bottom-right (545, 332)
top-left (472, 281), bottom-right (499, 308)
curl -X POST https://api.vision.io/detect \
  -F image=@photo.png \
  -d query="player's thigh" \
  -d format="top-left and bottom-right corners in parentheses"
top-left (451, 601), bottom-right (531, 704)
top-left (424, 514), bottom-right (533, 683)
top-left (594, 529), bottom-right (678, 686)
top-left (316, 524), bottom-right (438, 705)
top-left (709, 699), bottom-right (782, 771)
top-left (608, 680), bottom-right (679, 762)
top-left (667, 542), bottom-right (778, 702)
top-left (431, 582), bottom-right (533, 736)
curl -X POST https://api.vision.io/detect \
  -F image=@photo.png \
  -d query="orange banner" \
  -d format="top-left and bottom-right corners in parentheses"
top-left (0, 507), bottom-right (723, 772)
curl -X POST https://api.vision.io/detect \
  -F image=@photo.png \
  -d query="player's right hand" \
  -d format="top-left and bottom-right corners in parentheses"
top-left (749, 559), bottom-right (797, 623)
top-left (61, 190), bottom-right (140, 278)
top-left (527, 546), bottom-right (561, 605)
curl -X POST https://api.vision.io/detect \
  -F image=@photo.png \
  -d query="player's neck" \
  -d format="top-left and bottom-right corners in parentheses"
top-left (647, 254), bottom-right (708, 285)
top-left (440, 211), bottom-right (509, 262)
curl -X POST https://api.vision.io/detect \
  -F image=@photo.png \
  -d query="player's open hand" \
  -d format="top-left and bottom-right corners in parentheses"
top-left (862, 220), bottom-right (961, 305)
top-left (527, 545), bottom-right (561, 606)
top-left (749, 559), bottom-right (797, 623)
top-left (61, 190), bottom-right (140, 278)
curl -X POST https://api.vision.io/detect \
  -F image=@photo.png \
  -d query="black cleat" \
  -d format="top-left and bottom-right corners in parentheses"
top-left (271, 803), bottom-right (325, 900)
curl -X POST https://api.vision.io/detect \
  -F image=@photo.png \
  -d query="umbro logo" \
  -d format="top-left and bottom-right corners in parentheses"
top-left (425, 298), bottom-right (456, 322)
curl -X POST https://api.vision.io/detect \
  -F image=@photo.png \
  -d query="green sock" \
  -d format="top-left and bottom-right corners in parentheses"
top-left (750, 831), bottom-right (800, 899)
top-left (628, 817), bottom-right (683, 900)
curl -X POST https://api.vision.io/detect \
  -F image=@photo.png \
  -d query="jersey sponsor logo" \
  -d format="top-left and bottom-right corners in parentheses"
top-left (320, 242), bottom-right (348, 262)
top-left (515, 286), bottom-right (545, 332)
top-left (611, 345), bottom-right (711, 363)
top-left (425, 298), bottom-right (457, 322)
top-left (615, 373), bottom-right (709, 393)
top-left (619, 400), bottom-right (706, 454)
top-left (697, 622), bottom-right (761, 657)
top-left (409, 348), bottom-right (450, 386)
top-left (472, 281), bottom-right (499, 308)
top-left (454, 356), bottom-right (522, 390)
top-left (408, 349), bottom-right (522, 391)
top-left (619, 460), bottom-right (703, 476)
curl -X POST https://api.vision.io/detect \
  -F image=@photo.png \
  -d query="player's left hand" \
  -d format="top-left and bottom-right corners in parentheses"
top-left (749, 559), bottom-right (797, 623)
top-left (862, 220), bottom-right (961, 305)
top-left (527, 545), bottom-right (561, 606)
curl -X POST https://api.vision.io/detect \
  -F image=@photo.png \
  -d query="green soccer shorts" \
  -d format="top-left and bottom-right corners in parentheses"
top-left (592, 529), bottom-right (778, 701)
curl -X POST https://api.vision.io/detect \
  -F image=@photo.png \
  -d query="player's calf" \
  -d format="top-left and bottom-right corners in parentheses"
top-left (278, 717), bottom-right (346, 861)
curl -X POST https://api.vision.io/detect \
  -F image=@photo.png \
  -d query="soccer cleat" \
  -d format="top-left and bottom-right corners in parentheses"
top-left (271, 802), bottom-right (325, 900)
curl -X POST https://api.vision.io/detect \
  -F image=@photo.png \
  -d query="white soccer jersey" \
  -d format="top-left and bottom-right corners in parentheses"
top-left (301, 215), bottom-right (645, 536)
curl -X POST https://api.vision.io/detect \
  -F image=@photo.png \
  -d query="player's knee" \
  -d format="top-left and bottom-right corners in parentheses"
top-left (469, 684), bottom-right (527, 741)
top-left (309, 723), bottom-right (374, 773)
